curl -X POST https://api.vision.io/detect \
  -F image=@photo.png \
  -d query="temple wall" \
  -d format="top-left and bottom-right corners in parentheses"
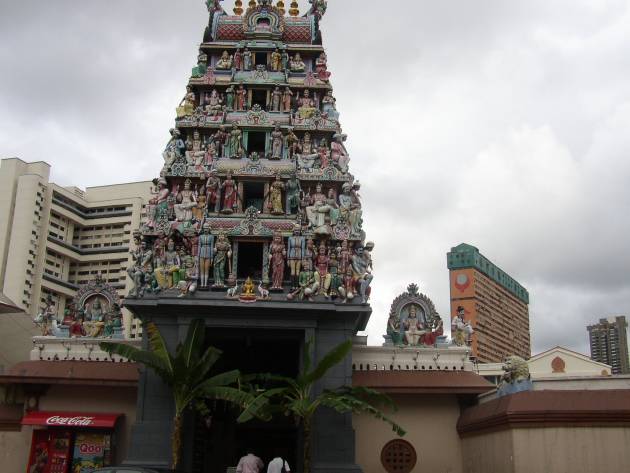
top-left (513, 427), bottom-right (630, 473)
top-left (460, 430), bottom-right (515, 473)
top-left (0, 428), bottom-right (32, 473)
top-left (353, 394), bottom-right (463, 473)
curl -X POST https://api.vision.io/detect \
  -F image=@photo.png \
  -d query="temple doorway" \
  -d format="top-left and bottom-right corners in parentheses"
top-left (191, 329), bottom-right (301, 473)
top-left (237, 242), bottom-right (264, 281)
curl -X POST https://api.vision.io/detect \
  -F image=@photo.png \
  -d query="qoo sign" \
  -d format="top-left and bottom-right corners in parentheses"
top-left (46, 416), bottom-right (96, 427)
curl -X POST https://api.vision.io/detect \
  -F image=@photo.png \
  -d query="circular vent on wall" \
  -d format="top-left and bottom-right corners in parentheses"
top-left (380, 439), bottom-right (417, 473)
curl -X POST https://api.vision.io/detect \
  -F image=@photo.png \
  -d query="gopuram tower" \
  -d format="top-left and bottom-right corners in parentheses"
top-left (125, 1), bottom-right (372, 472)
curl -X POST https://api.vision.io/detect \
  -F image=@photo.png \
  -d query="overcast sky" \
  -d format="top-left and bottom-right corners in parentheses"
top-left (1, 0), bottom-right (629, 355)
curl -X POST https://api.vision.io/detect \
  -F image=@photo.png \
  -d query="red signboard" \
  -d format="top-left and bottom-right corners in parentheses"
top-left (22, 412), bottom-right (121, 429)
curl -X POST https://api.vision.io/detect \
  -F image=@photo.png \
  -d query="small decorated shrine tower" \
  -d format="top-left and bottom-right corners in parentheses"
top-left (124, 1), bottom-right (373, 472)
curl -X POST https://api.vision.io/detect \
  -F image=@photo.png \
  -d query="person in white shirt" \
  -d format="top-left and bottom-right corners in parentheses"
top-left (267, 456), bottom-right (290, 473)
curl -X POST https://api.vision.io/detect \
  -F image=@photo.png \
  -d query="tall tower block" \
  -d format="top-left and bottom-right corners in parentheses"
top-left (124, 1), bottom-right (372, 472)
top-left (447, 243), bottom-right (530, 362)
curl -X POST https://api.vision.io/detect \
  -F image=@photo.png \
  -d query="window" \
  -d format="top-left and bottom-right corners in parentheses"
top-left (237, 242), bottom-right (263, 280)
top-left (246, 131), bottom-right (267, 155)
top-left (242, 182), bottom-right (265, 212)
top-left (381, 439), bottom-right (417, 473)
top-left (255, 51), bottom-right (268, 67)
top-left (250, 89), bottom-right (268, 110)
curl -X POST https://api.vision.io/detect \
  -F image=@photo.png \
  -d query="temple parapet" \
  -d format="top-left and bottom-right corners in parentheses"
top-left (30, 337), bottom-right (140, 362)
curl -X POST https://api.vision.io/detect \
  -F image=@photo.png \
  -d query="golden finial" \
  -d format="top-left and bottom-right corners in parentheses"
top-left (249, 0), bottom-right (257, 8)
top-left (289, 1), bottom-right (299, 16)
top-left (234, 0), bottom-right (244, 15)
top-left (277, 0), bottom-right (286, 15)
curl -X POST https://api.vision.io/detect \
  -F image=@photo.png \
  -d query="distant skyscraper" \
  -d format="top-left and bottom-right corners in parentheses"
top-left (447, 243), bottom-right (531, 362)
top-left (587, 316), bottom-right (630, 374)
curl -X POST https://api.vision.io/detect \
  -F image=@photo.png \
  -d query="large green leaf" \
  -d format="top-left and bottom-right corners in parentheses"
top-left (188, 346), bottom-right (223, 386)
top-left (145, 322), bottom-right (174, 374)
top-left (301, 340), bottom-right (352, 385)
top-left (236, 387), bottom-right (287, 423)
top-left (99, 342), bottom-right (172, 381)
top-left (179, 319), bottom-right (206, 369)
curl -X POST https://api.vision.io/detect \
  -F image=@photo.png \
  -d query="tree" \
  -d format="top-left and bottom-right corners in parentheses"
top-left (100, 319), bottom-right (261, 470)
top-left (239, 339), bottom-right (406, 473)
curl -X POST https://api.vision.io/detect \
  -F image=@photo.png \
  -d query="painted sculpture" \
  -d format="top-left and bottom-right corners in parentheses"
top-left (127, 1), bottom-right (374, 304)
top-left (383, 284), bottom-right (444, 347)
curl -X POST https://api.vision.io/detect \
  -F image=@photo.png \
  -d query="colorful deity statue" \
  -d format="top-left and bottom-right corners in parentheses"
top-left (268, 174), bottom-right (285, 215)
top-left (339, 182), bottom-right (362, 234)
top-left (127, 240), bottom-right (153, 297)
top-left (212, 125), bottom-right (228, 157)
top-left (297, 132), bottom-right (319, 170)
top-left (215, 50), bottom-right (233, 69)
top-left (331, 133), bottom-right (350, 173)
top-left (228, 124), bottom-right (244, 158)
top-left (163, 128), bottom-right (186, 168)
top-left (287, 258), bottom-right (318, 301)
top-left (351, 244), bottom-right (373, 304)
top-left (177, 86), bottom-right (196, 118)
top-left (198, 223), bottom-right (215, 288)
top-left (213, 233), bottom-right (232, 287)
top-left (321, 90), bottom-right (339, 119)
top-left (236, 84), bottom-right (248, 111)
top-left (192, 51), bottom-right (208, 78)
top-left (243, 47), bottom-right (253, 71)
top-left (281, 49), bottom-right (290, 70)
top-left (205, 89), bottom-right (223, 117)
top-left (285, 127), bottom-right (299, 160)
top-left (315, 52), bottom-right (331, 81)
top-left (451, 306), bottom-right (473, 346)
top-left (225, 85), bottom-right (235, 111)
top-left (271, 86), bottom-right (282, 112)
top-left (206, 171), bottom-right (221, 213)
top-left (174, 179), bottom-right (197, 223)
top-left (177, 255), bottom-right (199, 297)
top-left (270, 48), bottom-right (282, 71)
top-left (221, 172), bottom-right (238, 213)
top-left (282, 87), bottom-right (293, 112)
top-left (305, 183), bottom-right (333, 235)
top-left (234, 48), bottom-right (243, 70)
top-left (403, 305), bottom-right (426, 346)
top-left (314, 244), bottom-right (331, 296)
top-left (285, 173), bottom-right (301, 214)
top-left (317, 138), bottom-right (330, 168)
top-left (271, 124), bottom-right (284, 159)
top-left (297, 89), bottom-right (317, 119)
top-left (287, 225), bottom-right (305, 289)
top-left (269, 232), bottom-right (286, 290)
top-left (290, 53), bottom-right (306, 72)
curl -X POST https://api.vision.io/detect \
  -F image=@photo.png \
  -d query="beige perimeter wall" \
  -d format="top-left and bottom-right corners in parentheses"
top-left (354, 394), bottom-right (464, 473)
top-left (462, 426), bottom-right (630, 473)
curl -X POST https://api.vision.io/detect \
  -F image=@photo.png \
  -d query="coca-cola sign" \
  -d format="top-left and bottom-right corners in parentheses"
top-left (46, 416), bottom-right (95, 426)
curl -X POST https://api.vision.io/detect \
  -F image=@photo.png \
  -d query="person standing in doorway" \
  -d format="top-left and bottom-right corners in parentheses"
top-left (267, 450), bottom-right (291, 473)
top-left (236, 451), bottom-right (264, 473)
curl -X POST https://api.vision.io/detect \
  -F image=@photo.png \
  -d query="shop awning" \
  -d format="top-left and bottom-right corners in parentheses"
top-left (21, 411), bottom-right (123, 429)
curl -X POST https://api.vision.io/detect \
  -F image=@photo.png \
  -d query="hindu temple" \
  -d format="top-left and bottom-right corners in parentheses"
top-left (123, 1), bottom-right (371, 471)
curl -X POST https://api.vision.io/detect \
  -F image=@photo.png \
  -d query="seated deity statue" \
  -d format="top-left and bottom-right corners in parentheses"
top-left (215, 50), bottom-right (233, 70)
top-left (305, 183), bottom-right (333, 235)
top-left (177, 86), bottom-right (196, 118)
top-left (174, 179), bottom-right (197, 224)
top-left (297, 90), bottom-right (317, 119)
top-left (290, 53), bottom-right (306, 72)
top-left (403, 306), bottom-right (427, 346)
top-left (297, 133), bottom-right (319, 170)
top-left (205, 89), bottom-right (223, 117)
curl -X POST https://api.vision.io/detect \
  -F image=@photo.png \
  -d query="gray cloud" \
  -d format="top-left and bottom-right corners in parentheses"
top-left (1, 0), bottom-right (629, 356)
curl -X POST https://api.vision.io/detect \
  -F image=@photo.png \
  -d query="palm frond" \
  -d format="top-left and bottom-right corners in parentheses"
top-left (145, 322), bottom-right (174, 374)
top-left (301, 339), bottom-right (352, 385)
top-left (99, 342), bottom-right (172, 381)
top-left (178, 319), bottom-right (206, 369)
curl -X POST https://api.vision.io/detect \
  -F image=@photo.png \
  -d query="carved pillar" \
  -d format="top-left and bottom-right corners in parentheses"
top-left (263, 182), bottom-right (270, 214)
top-left (262, 241), bottom-right (270, 286)
top-left (237, 182), bottom-right (244, 213)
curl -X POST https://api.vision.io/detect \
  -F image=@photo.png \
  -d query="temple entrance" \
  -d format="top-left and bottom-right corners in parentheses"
top-left (191, 329), bottom-right (302, 473)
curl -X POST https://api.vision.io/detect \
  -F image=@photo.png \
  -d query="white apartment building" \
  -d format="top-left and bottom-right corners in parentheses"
top-left (0, 158), bottom-right (152, 337)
